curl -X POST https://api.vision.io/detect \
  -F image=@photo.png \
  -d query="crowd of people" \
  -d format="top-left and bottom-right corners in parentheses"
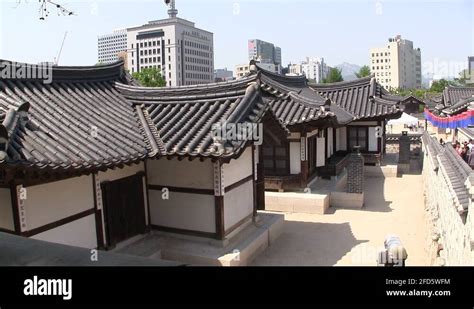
top-left (453, 139), bottom-right (474, 167)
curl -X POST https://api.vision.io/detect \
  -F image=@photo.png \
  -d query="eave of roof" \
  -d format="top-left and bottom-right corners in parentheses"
top-left (117, 80), bottom-right (289, 161)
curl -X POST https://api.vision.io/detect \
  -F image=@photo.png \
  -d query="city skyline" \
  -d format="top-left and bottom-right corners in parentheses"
top-left (0, 0), bottom-right (473, 79)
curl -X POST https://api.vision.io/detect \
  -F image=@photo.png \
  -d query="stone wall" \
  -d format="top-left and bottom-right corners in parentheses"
top-left (422, 133), bottom-right (474, 265)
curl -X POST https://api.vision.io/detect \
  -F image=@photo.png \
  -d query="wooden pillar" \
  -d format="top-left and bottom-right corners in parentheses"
top-left (252, 145), bottom-right (258, 216)
top-left (213, 160), bottom-right (225, 240)
top-left (9, 184), bottom-right (21, 234)
top-left (378, 120), bottom-right (383, 155)
top-left (300, 128), bottom-right (308, 187)
top-left (92, 174), bottom-right (105, 249)
top-left (256, 144), bottom-right (266, 210)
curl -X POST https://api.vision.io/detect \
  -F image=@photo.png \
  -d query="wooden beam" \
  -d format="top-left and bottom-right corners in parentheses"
top-left (224, 174), bottom-right (253, 193)
top-left (148, 184), bottom-right (214, 195)
top-left (150, 224), bottom-right (217, 239)
top-left (21, 208), bottom-right (95, 238)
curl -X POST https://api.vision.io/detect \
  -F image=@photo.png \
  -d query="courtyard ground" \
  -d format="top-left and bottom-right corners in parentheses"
top-left (251, 173), bottom-right (429, 266)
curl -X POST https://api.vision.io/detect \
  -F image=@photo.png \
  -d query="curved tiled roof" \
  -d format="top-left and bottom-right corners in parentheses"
top-left (255, 66), bottom-right (354, 127)
top-left (117, 79), bottom-right (288, 160)
top-left (309, 76), bottom-right (401, 120)
top-left (0, 61), bottom-right (152, 173)
top-left (427, 86), bottom-right (474, 116)
top-left (442, 86), bottom-right (474, 106)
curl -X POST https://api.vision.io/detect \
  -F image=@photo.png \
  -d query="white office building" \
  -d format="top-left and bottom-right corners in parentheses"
top-left (97, 29), bottom-right (127, 64)
top-left (98, 2), bottom-right (214, 87)
top-left (370, 35), bottom-right (422, 90)
top-left (287, 57), bottom-right (328, 83)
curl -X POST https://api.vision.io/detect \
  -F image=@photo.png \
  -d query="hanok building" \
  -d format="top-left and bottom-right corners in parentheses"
top-left (0, 60), bottom-right (287, 251)
top-left (244, 64), bottom-right (405, 191)
top-left (425, 85), bottom-right (474, 142)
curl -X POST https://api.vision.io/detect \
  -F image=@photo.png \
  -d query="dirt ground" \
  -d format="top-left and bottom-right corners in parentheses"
top-left (251, 174), bottom-right (429, 266)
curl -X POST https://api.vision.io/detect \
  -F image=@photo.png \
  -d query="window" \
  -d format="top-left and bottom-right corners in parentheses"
top-left (262, 144), bottom-right (289, 176)
top-left (348, 127), bottom-right (368, 151)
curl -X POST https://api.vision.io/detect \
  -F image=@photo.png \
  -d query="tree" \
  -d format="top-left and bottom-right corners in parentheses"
top-left (429, 79), bottom-right (454, 92)
top-left (132, 67), bottom-right (166, 87)
top-left (355, 65), bottom-right (371, 78)
top-left (323, 68), bottom-right (343, 83)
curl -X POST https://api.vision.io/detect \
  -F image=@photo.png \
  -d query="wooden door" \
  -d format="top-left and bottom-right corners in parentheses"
top-left (101, 174), bottom-right (146, 248)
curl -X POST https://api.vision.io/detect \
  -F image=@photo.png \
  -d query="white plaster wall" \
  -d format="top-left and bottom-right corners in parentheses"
top-left (317, 138), bottom-right (325, 167)
top-left (327, 127), bottom-right (333, 158)
top-left (223, 147), bottom-right (253, 186)
top-left (148, 190), bottom-right (216, 233)
top-left (97, 162), bottom-right (144, 182)
top-left (224, 180), bottom-right (253, 231)
top-left (368, 127), bottom-right (378, 151)
top-left (24, 176), bottom-right (94, 230)
top-left (0, 188), bottom-right (13, 231)
top-left (339, 127), bottom-right (347, 151)
top-left (147, 158), bottom-right (213, 189)
top-left (31, 214), bottom-right (97, 249)
top-left (289, 142), bottom-right (301, 174)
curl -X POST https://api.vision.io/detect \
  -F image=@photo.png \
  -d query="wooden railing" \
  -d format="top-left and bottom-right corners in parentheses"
top-left (317, 153), bottom-right (351, 179)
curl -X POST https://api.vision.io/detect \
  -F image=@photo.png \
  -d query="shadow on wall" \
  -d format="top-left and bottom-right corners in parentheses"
top-left (251, 221), bottom-right (368, 266)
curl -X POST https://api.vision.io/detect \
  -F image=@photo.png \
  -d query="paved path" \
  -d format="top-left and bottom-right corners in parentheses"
top-left (251, 174), bottom-right (429, 266)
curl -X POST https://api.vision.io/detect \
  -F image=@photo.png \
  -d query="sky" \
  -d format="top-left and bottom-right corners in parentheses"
top-left (0, 0), bottom-right (473, 78)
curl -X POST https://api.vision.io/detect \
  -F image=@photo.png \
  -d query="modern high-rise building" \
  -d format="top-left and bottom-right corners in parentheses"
top-left (469, 56), bottom-right (474, 76)
top-left (97, 1), bottom-right (214, 87)
top-left (248, 39), bottom-right (281, 65)
top-left (302, 57), bottom-right (328, 83)
top-left (370, 35), bottom-right (422, 90)
top-left (286, 57), bottom-right (328, 83)
top-left (214, 68), bottom-right (234, 82)
top-left (97, 29), bottom-right (127, 64)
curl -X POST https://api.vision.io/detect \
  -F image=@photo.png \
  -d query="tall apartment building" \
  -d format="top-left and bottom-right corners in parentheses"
top-left (97, 29), bottom-right (127, 64)
top-left (469, 56), bottom-right (474, 75)
top-left (235, 60), bottom-right (281, 79)
top-left (288, 63), bottom-right (303, 76)
top-left (234, 63), bottom-right (250, 79)
top-left (286, 57), bottom-right (328, 83)
top-left (248, 39), bottom-right (282, 65)
top-left (370, 35), bottom-right (422, 90)
top-left (98, 1), bottom-right (214, 87)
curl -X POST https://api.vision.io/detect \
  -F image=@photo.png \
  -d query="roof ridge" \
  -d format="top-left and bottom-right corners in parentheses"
top-left (309, 76), bottom-right (372, 89)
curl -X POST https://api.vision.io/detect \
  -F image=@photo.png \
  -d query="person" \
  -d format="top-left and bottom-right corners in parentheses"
top-left (468, 149), bottom-right (474, 169)
top-left (439, 138), bottom-right (445, 145)
top-left (455, 143), bottom-right (463, 156)
top-left (461, 146), bottom-right (468, 163)
top-left (469, 139), bottom-right (474, 152)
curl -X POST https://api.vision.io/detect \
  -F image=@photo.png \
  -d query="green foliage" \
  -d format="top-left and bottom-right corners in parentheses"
top-left (132, 67), bottom-right (166, 87)
top-left (429, 79), bottom-right (455, 92)
top-left (323, 68), bottom-right (343, 83)
top-left (355, 65), bottom-right (371, 78)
